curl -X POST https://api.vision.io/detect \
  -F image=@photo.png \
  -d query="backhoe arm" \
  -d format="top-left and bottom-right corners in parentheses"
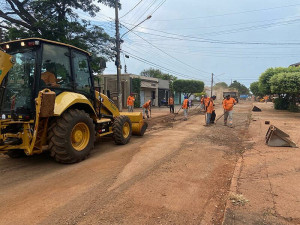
top-left (0, 50), bottom-right (14, 85)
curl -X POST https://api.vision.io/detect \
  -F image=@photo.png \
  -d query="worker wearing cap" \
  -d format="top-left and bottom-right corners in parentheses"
top-left (204, 95), bottom-right (209, 111)
top-left (210, 95), bottom-right (217, 124)
top-left (142, 100), bottom-right (151, 119)
top-left (168, 95), bottom-right (174, 113)
top-left (263, 95), bottom-right (269, 104)
top-left (223, 95), bottom-right (236, 127)
top-left (204, 96), bottom-right (215, 126)
top-left (41, 63), bottom-right (60, 87)
top-left (200, 95), bottom-right (205, 111)
top-left (127, 93), bottom-right (135, 112)
top-left (182, 96), bottom-right (189, 121)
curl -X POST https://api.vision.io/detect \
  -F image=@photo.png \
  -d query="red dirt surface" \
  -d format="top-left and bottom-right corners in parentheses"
top-left (223, 102), bottom-right (300, 225)
top-left (0, 102), bottom-right (252, 224)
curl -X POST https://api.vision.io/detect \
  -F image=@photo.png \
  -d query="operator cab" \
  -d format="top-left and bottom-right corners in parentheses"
top-left (0, 38), bottom-right (94, 120)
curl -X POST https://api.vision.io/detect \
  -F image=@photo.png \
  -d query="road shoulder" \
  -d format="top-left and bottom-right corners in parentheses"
top-left (223, 103), bottom-right (300, 225)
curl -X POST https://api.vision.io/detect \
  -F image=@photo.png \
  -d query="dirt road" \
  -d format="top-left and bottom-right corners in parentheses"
top-left (223, 102), bottom-right (300, 225)
top-left (0, 102), bottom-right (252, 225)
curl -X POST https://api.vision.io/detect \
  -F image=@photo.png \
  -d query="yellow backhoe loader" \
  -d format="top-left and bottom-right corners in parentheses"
top-left (0, 38), bottom-right (147, 163)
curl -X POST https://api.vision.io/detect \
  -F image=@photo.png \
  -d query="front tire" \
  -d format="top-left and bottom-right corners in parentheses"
top-left (48, 109), bottom-right (95, 164)
top-left (113, 115), bottom-right (132, 145)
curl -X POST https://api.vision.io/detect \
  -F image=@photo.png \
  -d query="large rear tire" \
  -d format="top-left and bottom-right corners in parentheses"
top-left (48, 109), bottom-right (95, 164)
top-left (112, 115), bottom-right (132, 145)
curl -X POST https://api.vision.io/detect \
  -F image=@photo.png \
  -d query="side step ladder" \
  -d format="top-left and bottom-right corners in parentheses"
top-left (265, 125), bottom-right (297, 148)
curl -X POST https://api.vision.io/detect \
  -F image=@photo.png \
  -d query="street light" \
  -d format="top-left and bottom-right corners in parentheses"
top-left (121, 15), bottom-right (152, 38)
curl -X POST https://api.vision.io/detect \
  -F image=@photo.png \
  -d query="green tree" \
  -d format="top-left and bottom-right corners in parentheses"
top-left (173, 80), bottom-right (204, 98)
top-left (140, 68), bottom-right (177, 93)
top-left (0, 0), bottom-right (116, 73)
top-left (270, 72), bottom-right (300, 111)
top-left (229, 80), bottom-right (249, 95)
top-left (250, 81), bottom-right (262, 97)
top-left (194, 92), bottom-right (206, 97)
top-left (258, 67), bottom-right (300, 95)
top-left (132, 78), bottom-right (141, 108)
top-left (214, 82), bottom-right (228, 89)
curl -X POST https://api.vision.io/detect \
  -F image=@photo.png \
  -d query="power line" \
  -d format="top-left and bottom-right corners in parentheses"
top-left (129, 0), bottom-right (157, 24)
top-left (121, 15), bottom-right (300, 30)
top-left (151, 3), bottom-right (300, 21)
top-left (133, 30), bottom-right (300, 46)
top-left (150, 0), bottom-right (167, 15)
top-left (120, 23), bottom-right (212, 74)
top-left (123, 42), bottom-right (210, 80)
top-left (121, 17), bottom-right (300, 38)
top-left (120, 0), bottom-right (144, 19)
top-left (123, 50), bottom-right (208, 81)
top-left (126, 37), bottom-right (300, 49)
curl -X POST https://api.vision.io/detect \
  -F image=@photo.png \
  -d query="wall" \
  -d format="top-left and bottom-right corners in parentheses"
top-left (100, 74), bottom-right (159, 107)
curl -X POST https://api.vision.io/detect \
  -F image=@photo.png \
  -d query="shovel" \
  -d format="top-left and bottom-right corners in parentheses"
top-left (215, 112), bottom-right (225, 122)
top-left (172, 107), bottom-right (182, 120)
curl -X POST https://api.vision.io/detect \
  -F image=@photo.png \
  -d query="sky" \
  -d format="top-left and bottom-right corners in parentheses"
top-left (79, 0), bottom-right (300, 87)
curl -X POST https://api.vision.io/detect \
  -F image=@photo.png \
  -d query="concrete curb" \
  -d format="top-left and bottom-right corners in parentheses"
top-left (221, 156), bottom-right (243, 225)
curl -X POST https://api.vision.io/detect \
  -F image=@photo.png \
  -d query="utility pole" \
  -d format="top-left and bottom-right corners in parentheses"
top-left (210, 73), bottom-right (214, 97)
top-left (115, 0), bottom-right (122, 111)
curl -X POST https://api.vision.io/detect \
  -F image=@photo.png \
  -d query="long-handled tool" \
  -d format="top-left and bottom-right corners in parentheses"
top-left (215, 112), bottom-right (225, 122)
top-left (172, 106), bottom-right (182, 120)
top-left (175, 106), bottom-right (182, 114)
top-left (194, 102), bottom-right (202, 110)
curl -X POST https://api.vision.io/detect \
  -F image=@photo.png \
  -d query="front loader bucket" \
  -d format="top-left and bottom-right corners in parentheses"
top-left (265, 125), bottom-right (297, 147)
top-left (120, 112), bottom-right (148, 136)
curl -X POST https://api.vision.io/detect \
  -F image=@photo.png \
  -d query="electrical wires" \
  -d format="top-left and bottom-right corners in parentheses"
top-left (120, 0), bottom-right (144, 19)
top-left (121, 22), bottom-right (212, 74)
top-left (151, 3), bottom-right (300, 21)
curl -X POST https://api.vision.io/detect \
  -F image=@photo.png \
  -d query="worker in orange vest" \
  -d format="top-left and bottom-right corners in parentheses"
top-left (223, 95), bottom-right (237, 127)
top-left (204, 96), bottom-right (215, 126)
top-left (204, 95), bottom-right (210, 111)
top-left (182, 96), bottom-right (189, 121)
top-left (263, 95), bottom-right (269, 104)
top-left (200, 95), bottom-right (205, 111)
top-left (168, 95), bottom-right (174, 113)
top-left (127, 93), bottom-right (135, 112)
top-left (142, 100), bottom-right (151, 119)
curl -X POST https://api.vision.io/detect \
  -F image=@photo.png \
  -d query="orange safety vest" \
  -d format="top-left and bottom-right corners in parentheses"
top-left (41, 71), bottom-right (59, 87)
top-left (127, 96), bottom-right (135, 106)
top-left (204, 97), bottom-right (210, 107)
top-left (143, 101), bottom-right (151, 109)
top-left (223, 98), bottom-right (236, 111)
top-left (182, 99), bottom-right (189, 109)
top-left (168, 97), bottom-right (174, 105)
top-left (206, 99), bottom-right (214, 114)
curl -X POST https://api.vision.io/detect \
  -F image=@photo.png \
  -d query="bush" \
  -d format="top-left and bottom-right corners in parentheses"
top-left (274, 98), bottom-right (289, 110)
top-left (132, 78), bottom-right (141, 108)
top-left (288, 103), bottom-right (299, 112)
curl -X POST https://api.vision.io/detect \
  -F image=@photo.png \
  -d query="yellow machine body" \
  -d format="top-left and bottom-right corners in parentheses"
top-left (0, 39), bottom-right (147, 161)
top-left (0, 50), bottom-right (14, 85)
top-left (97, 91), bottom-right (146, 135)
top-left (54, 92), bottom-right (96, 116)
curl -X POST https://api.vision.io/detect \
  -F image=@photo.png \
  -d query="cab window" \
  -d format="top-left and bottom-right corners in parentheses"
top-left (73, 51), bottom-right (91, 95)
top-left (41, 44), bottom-right (72, 90)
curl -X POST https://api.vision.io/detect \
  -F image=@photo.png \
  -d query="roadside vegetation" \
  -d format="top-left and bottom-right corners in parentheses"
top-left (250, 67), bottom-right (300, 111)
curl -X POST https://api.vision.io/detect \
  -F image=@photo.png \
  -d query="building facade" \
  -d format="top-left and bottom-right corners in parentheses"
top-left (99, 74), bottom-right (159, 107)
top-left (158, 79), bottom-right (170, 106)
